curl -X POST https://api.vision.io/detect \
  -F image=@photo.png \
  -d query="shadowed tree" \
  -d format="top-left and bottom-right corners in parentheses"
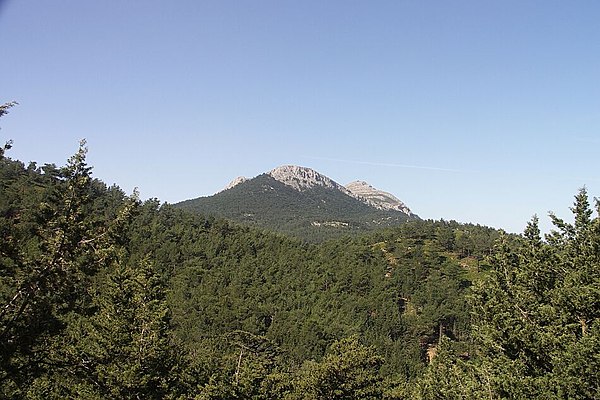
top-left (291, 336), bottom-right (384, 400)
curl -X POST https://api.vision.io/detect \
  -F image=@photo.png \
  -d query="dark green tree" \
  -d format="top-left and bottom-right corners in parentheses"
top-left (291, 336), bottom-right (384, 400)
top-left (67, 257), bottom-right (182, 399)
top-left (0, 141), bottom-right (110, 397)
top-left (196, 331), bottom-right (288, 400)
top-left (0, 139), bottom-right (184, 398)
top-left (0, 101), bottom-right (17, 158)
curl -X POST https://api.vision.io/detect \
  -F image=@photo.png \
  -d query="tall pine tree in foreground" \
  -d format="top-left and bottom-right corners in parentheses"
top-left (414, 188), bottom-right (600, 399)
top-left (0, 141), bottom-right (108, 396)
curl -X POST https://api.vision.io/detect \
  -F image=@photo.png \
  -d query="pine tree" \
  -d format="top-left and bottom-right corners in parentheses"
top-left (291, 336), bottom-right (384, 400)
top-left (69, 257), bottom-right (181, 399)
top-left (0, 101), bottom-right (17, 158)
top-left (0, 141), bottom-right (108, 397)
top-left (0, 140), bottom-right (177, 398)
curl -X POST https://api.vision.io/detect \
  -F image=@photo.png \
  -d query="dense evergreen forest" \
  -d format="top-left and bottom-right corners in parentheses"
top-left (1, 104), bottom-right (598, 398)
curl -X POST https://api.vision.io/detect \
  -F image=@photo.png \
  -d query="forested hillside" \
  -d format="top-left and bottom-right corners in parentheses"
top-left (175, 172), bottom-right (415, 242)
top-left (1, 107), bottom-right (598, 398)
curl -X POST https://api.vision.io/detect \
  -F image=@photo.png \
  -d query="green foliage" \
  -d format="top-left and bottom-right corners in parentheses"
top-left (195, 331), bottom-right (288, 399)
top-left (57, 258), bottom-right (181, 399)
top-left (409, 337), bottom-right (485, 400)
top-left (124, 194), bottom-right (497, 389)
top-left (0, 141), bottom-right (111, 396)
top-left (413, 189), bottom-right (600, 399)
top-left (11, 131), bottom-right (598, 398)
top-left (0, 142), bottom-right (187, 398)
top-left (0, 139), bottom-right (502, 398)
top-left (291, 336), bottom-right (384, 400)
top-left (0, 101), bottom-right (17, 158)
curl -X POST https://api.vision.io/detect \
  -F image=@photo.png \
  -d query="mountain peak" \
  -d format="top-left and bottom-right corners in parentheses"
top-left (268, 165), bottom-right (347, 192)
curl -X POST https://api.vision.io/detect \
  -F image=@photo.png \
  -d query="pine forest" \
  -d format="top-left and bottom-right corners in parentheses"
top-left (1, 102), bottom-right (599, 398)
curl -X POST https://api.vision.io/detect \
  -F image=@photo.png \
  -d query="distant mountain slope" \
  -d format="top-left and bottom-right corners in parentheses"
top-left (175, 166), bottom-right (418, 240)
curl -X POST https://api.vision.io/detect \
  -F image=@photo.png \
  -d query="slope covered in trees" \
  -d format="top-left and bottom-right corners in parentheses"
top-left (410, 189), bottom-right (600, 399)
top-left (0, 140), bottom-right (495, 397)
top-left (175, 173), bottom-right (415, 242)
top-left (1, 108), bottom-right (598, 398)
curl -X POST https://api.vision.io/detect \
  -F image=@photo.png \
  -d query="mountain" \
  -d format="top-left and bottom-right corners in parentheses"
top-left (175, 165), bottom-right (417, 240)
top-left (221, 165), bottom-right (414, 215)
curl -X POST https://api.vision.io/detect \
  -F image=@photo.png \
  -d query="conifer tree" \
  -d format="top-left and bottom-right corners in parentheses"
top-left (67, 257), bottom-right (181, 399)
top-left (0, 101), bottom-right (17, 157)
top-left (291, 336), bottom-right (384, 400)
top-left (0, 139), bottom-right (179, 398)
top-left (0, 141), bottom-right (106, 396)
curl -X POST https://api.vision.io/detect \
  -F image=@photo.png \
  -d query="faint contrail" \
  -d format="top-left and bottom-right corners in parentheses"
top-left (303, 156), bottom-right (468, 173)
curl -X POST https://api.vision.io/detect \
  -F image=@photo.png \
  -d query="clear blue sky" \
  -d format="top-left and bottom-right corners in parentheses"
top-left (1, 1), bottom-right (599, 233)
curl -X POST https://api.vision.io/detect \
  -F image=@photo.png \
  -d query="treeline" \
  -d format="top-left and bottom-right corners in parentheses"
top-left (1, 113), bottom-right (598, 397)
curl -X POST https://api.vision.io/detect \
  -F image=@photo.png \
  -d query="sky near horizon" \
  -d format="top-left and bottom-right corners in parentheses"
top-left (1, 1), bottom-right (599, 233)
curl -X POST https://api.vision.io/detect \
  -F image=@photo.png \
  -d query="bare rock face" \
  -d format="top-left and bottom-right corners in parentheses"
top-left (179, 165), bottom-right (417, 239)
top-left (222, 176), bottom-right (247, 191)
top-left (345, 180), bottom-right (412, 215)
top-left (268, 165), bottom-right (350, 194)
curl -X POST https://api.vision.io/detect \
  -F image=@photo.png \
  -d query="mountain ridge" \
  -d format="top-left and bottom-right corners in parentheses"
top-left (177, 165), bottom-right (417, 240)
top-left (221, 164), bottom-right (412, 216)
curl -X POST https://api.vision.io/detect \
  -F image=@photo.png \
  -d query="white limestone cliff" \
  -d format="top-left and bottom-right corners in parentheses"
top-left (268, 165), bottom-right (351, 194)
top-left (345, 180), bottom-right (412, 215)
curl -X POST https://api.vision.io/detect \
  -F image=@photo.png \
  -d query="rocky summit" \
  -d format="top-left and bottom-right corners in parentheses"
top-left (222, 176), bottom-right (247, 191)
top-left (266, 165), bottom-right (412, 216)
top-left (268, 165), bottom-right (348, 192)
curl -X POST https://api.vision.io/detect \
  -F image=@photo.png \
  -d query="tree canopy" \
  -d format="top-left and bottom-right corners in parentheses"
top-left (1, 108), bottom-right (597, 398)
top-left (411, 189), bottom-right (600, 399)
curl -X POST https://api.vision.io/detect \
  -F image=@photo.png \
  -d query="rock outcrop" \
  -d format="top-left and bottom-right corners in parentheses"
top-left (345, 180), bottom-right (412, 215)
top-left (268, 165), bottom-right (350, 194)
